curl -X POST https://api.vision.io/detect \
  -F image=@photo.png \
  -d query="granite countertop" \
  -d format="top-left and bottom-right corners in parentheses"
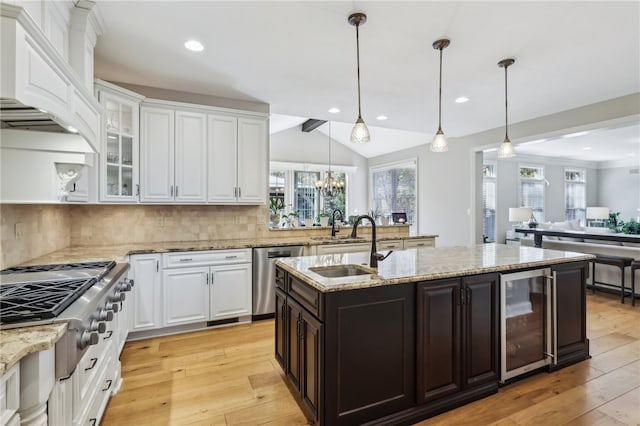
top-left (276, 243), bottom-right (596, 293)
top-left (0, 323), bottom-right (67, 375)
top-left (18, 234), bottom-right (438, 266)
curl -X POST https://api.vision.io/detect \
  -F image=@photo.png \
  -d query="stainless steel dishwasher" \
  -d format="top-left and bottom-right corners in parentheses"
top-left (252, 245), bottom-right (304, 320)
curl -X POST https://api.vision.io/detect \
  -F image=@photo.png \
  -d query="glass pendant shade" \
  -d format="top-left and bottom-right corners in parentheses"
top-left (497, 137), bottom-right (516, 158)
top-left (350, 117), bottom-right (371, 143)
top-left (430, 128), bottom-right (448, 152)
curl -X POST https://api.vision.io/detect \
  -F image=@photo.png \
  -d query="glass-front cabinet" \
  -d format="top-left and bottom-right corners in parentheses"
top-left (95, 80), bottom-right (144, 202)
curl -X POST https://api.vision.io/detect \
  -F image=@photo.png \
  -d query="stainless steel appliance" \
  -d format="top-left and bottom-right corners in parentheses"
top-left (500, 268), bottom-right (556, 382)
top-left (0, 260), bottom-right (132, 379)
top-left (252, 246), bottom-right (304, 319)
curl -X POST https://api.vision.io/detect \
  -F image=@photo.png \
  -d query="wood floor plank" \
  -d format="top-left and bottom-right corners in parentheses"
top-left (103, 293), bottom-right (640, 426)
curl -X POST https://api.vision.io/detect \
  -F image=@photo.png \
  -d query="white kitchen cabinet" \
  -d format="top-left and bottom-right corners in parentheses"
top-left (378, 240), bottom-right (402, 250)
top-left (208, 114), bottom-right (267, 204)
top-left (140, 106), bottom-right (207, 203)
top-left (140, 106), bottom-right (174, 202)
top-left (209, 263), bottom-right (252, 320)
top-left (163, 267), bottom-right (209, 326)
top-left (161, 249), bottom-right (252, 327)
top-left (130, 254), bottom-right (162, 331)
top-left (95, 80), bottom-right (143, 203)
top-left (0, 362), bottom-right (20, 426)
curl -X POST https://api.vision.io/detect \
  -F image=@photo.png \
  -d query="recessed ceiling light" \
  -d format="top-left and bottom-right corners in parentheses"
top-left (328, 107), bottom-right (340, 114)
top-left (67, 126), bottom-right (78, 133)
top-left (184, 39), bottom-right (204, 52)
top-left (563, 131), bottom-right (590, 138)
top-left (455, 96), bottom-right (469, 103)
top-left (582, 147), bottom-right (592, 151)
top-left (376, 115), bottom-right (388, 121)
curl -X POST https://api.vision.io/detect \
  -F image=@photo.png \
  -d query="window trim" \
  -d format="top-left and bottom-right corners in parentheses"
top-left (564, 167), bottom-right (587, 224)
top-left (517, 163), bottom-right (545, 222)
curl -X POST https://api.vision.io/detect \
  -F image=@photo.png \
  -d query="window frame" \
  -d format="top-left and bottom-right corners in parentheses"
top-left (517, 163), bottom-right (545, 223)
top-left (564, 167), bottom-right (587, 224)
top-left (369, 158), bottom-right (418, 232)
top-left (482, 161), bottom-right (497, 242)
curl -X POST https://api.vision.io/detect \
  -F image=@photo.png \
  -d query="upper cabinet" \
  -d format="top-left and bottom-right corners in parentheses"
top-left (139, 100), bottom-right (268, 205)
top-left (95, 80), bottom-right (144, 202)
top-left (208, 115), bottom-right (267, 204)
top-left (140, 105), bottom-right (208, 203)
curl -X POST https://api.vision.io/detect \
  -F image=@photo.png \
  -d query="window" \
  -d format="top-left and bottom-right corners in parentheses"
top-left (518, 165), bottom-right (545, 222)
top-left (370, 160), bottom-right (417, 232)
top-left (293, 171), bottom-right (320, 222)
top-left (482, 163), bottom-right (497, 242)
top-left (565, 169), bottom-right (586, 223)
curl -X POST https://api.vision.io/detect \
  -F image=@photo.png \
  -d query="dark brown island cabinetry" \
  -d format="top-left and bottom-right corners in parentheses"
top-left (275, 260), bottom-right (589, 425)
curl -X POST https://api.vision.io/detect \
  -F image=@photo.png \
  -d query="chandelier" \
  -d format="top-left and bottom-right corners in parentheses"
top-left (315, 122), bottom-right (345, 199)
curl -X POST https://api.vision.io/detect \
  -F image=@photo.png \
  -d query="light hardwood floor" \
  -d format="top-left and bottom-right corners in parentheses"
top-left (102, 292), bottom-right (640, 425)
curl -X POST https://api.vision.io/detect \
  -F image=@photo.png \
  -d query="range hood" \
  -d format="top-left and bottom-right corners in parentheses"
top-left (1, 3), bottom-right (102, 152)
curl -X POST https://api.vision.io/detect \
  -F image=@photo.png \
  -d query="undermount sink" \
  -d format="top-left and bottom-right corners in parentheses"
top-left (308, 264), bottom-right (375, 278)
top-left (310, 236), bottom-right (365, 242)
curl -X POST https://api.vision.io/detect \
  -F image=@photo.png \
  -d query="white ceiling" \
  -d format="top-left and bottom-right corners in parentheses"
top-left (94, 1), bottom-right (640, 160)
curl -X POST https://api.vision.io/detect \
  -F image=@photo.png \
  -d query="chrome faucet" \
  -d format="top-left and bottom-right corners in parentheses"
top-left (331, 209), bottom-right (344, 237)
top-left (350, 214), bottom-right (393, 268)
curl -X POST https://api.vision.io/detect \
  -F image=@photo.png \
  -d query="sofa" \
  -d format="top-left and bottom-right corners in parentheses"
top-left (519, 220), bottom-right (640, 297)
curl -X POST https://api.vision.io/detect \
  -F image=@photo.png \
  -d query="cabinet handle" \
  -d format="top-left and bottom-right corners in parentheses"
top-left (102, 379), bottom-right (113, 392)
top-left (225, 255), bottom-right (237, 259)
top-left (179, 258), bottom-right (193, 262)
top-left (210, 273), bottom-right (214, 285)
top-left (466, 287), bottom-right (471, 305)
top-left (170, 186), bottom-right (174, 196)
top-left (70, 183), bottom-right (76, 193)
top-left (458, 288), bottom-right (464, 305)
top-left (238, 187), bottom-right (241, 198)
top-left (156, 260), bottom-right (159, 272)
top-left (387, 245), bottom-right (396, 248)
top-left (103, 330), bottom-right (113, 340)
top-left (281, 305), bottom-right (286, 320)
top-left (176, 186), bottom-right (179, 197)
top-left (136, 184), bottom-right (140, 196)
top-left (416, 243), bottom-right (425, 246)
top-left (85, 357), bottom-right (98, 371)
top-left (234, 187), bottom-right (238, 197)
top-left (89, 419), bottom-right (97, 426)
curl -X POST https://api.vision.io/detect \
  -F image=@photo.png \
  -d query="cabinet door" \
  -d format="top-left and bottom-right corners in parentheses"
top-left (140, 106), bottom-right (175, 202)
top-left (130, 254), bottom-right (162, 331)
top-left (462, 273), bottom-right (499, 388)
top-left (209, 263), bottom-right (252, 320)
top-left (301, 309), bottom-right (323, 421)
top-left (237, 117), bottom-right (267, 203)
top-left (378, 240), bottom-right (402, 250)
top-left (175, 111), bottom-right (207, 202)
top-left (207, 114), bottom-right (238, 203)
top-left (553, 262), bottom-right (589, 367)
top-left (315, 243), bottom-right (370, 255)
top-left (286, 297), bottom-right (303, 392)
top-left (275, 288), bottom-right (288, 370)
top-left (163, 267), bottom-right (209, 326)
top-left (99, 90), bottom-right (139, 202)
top-left (416, 279), bottom-right (461, 403)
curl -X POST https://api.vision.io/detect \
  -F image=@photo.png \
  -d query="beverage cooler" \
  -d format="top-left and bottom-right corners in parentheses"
top-left (500, 267), bottom-right (557, 382)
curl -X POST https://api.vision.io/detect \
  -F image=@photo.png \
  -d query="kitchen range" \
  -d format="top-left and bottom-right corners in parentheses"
top-left (0, 260), bottom-right (132, 425)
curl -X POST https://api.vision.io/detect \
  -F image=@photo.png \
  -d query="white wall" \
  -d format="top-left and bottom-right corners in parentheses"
top-left (599, 165), bottom-right (640, 221)
top-left (269, 125), bottom-right (369, 215)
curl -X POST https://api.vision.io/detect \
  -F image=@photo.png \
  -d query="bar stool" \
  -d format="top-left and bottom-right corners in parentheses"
top-left (591, 254), bottom-right (634, 303)
top-left (631, 260), bottom-right (640, 307)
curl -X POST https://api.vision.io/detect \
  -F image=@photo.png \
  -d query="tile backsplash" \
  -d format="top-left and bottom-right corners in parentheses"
top-left (1, 204), bottom-right (71, 269)
top-left (1, 203), bottom-right (410, 267)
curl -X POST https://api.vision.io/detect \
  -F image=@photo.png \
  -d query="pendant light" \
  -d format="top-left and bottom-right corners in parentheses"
top-left (315, 122), bottom-right (345, 200)
top-left (430, 38), bottom-right (450, 152)
top-left (348, 12), bottom-right (370, 143)
top-left (497, 58), bottom-right (516, 158)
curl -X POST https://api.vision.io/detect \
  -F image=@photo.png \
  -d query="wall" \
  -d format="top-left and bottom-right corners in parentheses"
top-left (0, 204), bottom-right (71, 268)
top-left (270, 126), bottom-right (369, 215)
top-left (598, 165), bottom-right (640, 221)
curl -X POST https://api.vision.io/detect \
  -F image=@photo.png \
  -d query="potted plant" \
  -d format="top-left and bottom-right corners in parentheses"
top-left (287, 211), bottom-right (300, 228)
top-left (269, 197), bottom-right (284, 228)
top-left (317, 211), bottom-right (330, 227)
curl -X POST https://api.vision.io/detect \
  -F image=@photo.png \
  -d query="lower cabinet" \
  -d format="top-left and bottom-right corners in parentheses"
top-left (416, 274), bottom-right (499, 404)
top-left (130, 254), bottom-right (162, 331)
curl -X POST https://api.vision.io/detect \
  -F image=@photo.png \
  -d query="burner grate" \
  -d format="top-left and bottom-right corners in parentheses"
top-left (0, 277), bottom-right (97, 324)
top-left (0, 260), bottom-right (116, 275)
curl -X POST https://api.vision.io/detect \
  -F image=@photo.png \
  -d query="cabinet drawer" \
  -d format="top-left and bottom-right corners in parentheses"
top-left (73, 338), bottom-right (113, 415)
top-left (163, 249), bottom-right (251, 268)
top-left (289, 275), bottom-right (322, 319)
top-left (76, 353), bottom-right (114, 426)
top-left (275, 267), bottom-right (286, 291)
top-left (403, 238), bottom-right (435, 249)
top-left (378, 239), bottom-right (402, 250)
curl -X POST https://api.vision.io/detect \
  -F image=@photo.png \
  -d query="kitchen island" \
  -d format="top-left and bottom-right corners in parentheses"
top-left (274, 244), bottom-right (594, 425)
